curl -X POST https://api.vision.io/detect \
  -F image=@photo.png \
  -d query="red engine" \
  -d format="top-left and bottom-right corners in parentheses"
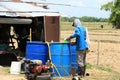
top-left (24, 59), bottom-right (52, 80)
top-left (31, 65), bottom-right (48, 74)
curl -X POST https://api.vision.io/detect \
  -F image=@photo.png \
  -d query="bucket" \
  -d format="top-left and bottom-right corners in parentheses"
top-left (70, 45), bottom-right (78, 73)
top-left (50, 42), bottom-right (71, 76)
top-left (10, 61), bottom-right (21, 74)
top-left (26, 41), bottom-right (48, 64)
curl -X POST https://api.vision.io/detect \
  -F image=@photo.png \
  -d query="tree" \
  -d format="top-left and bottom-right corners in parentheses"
top-left (101, 0), bottom-right (120, 28)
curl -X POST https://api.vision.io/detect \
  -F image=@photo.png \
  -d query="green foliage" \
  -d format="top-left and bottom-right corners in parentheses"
top-left (101, 0), bottom-right (120, 28)
top-left (61, 17), bottom-right (78, 22)
top-left (100, 2), bottom-right (113, 11)
top-left (80, 16), bottom-right (108, 22)
top-left (61, 16), bottom-right (108, 22)
top-left (111, 0), bottom-right (120, 28)
top-left (80, 16), bottom-right (98, 22)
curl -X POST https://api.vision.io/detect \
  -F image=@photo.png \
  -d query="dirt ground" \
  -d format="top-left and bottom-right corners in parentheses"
top-left (0, 30), bottom-right (120, 80)
top-left (61, 30), bottom-right (120, 71)
top-left (87, 41), bottom-right (120, 71)
top-left (0, 66), bottom-right (26, 80)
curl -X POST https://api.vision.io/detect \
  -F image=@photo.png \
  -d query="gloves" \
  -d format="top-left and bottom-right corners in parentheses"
top-left (64, 37), bottom-right (71, 43)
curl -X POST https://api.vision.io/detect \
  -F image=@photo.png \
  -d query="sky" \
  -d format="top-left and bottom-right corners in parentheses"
top-left (45, 0), bottom-right (113, 18)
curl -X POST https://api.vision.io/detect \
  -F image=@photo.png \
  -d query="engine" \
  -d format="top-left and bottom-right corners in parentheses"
top-left (24, 59), bottom-right (52, 80)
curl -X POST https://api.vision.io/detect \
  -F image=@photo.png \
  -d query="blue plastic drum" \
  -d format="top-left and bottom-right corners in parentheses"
top-left (70, 45), bottom-right (78, 73)
top-left (26, 41), bottom-right (48, 64)
top-left (50, 42), bottom-right (71, 76)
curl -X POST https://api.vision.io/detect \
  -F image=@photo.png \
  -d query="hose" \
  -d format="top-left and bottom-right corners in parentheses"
top-left (46, 42), bottom-right (63, 79)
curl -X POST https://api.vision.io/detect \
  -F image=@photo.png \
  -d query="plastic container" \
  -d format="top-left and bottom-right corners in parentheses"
top-left (50, 42), bottom-right (71, 76)
top-left (26, 41), bottom-right (48, 64)
top-left (10, 61), bottom-right (21, 74)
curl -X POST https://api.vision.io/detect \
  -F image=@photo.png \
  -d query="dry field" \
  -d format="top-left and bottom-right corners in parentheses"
top-left (0, 22), bottom-right (120, 80)
top-left (61, 29), bottom-right (120, 79)
top-left (61, 30), bottom-right (120, 71)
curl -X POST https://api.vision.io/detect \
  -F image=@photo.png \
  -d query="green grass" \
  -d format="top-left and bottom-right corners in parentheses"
top-left (85, 63), bottom-right (120, 80)
top-left (86, 63), bottom-right (113, 72)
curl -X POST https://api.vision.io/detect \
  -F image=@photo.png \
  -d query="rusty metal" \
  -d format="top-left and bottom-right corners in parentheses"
top-left (44, 16), bottom-right (60, 42)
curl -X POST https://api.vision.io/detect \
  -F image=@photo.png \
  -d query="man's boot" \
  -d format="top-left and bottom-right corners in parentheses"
top-left (78, 66), bottom-right (83, 77)
top-left (80, 65), bottom-right (86, 77)
top-left (81, 66), bottom-right (85, 77)
top-left (78, 66), bottom-right (86, 77)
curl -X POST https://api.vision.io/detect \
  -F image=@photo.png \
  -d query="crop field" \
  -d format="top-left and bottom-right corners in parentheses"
top-left (0, 22), bottom-right (120, 80)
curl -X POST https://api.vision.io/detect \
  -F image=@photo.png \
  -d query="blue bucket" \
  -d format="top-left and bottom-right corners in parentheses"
top-left (26, 41), bottom-right (48, 64)
top-left (50, 42), bottom-right (71, 76)
top-left (70, 45), bottom-right (78, 73)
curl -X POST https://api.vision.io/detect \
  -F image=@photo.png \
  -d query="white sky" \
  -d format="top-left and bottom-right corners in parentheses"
top-left (46, 0), bottom-right (113, 18)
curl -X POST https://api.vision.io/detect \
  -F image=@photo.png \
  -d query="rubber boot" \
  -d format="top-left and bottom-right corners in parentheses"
top-left (79, 66), bottom-right (86, 77)
top-left (78, 66), bottom-right (82, 77)
top-left (78, 66), bottom-right (85, 77)
top-left (81, 66), bottom-right (85, 77)
top-left (83, 65), bottom-right (86, 76)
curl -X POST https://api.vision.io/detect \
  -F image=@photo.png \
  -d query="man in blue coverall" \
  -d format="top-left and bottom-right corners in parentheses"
top-left (66, 19), bottom-right (90, 77)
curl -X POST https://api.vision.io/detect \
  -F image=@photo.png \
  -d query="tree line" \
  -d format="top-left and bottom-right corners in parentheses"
top-left (62, 0), bottom-right (120, 29)
top-left (61, 16), bottom-right (108, 22)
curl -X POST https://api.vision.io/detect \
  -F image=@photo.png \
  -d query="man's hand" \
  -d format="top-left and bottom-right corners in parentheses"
top-left (66, 36), bottom-right (71, 41)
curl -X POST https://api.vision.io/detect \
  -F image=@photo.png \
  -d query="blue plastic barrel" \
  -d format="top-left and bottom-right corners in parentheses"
top-left (70, 45), bottom-right (78, 73)
top-left (26, 41), bottom-right (48, 64)
top-left (50, 42), bottom-right (71, 76)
